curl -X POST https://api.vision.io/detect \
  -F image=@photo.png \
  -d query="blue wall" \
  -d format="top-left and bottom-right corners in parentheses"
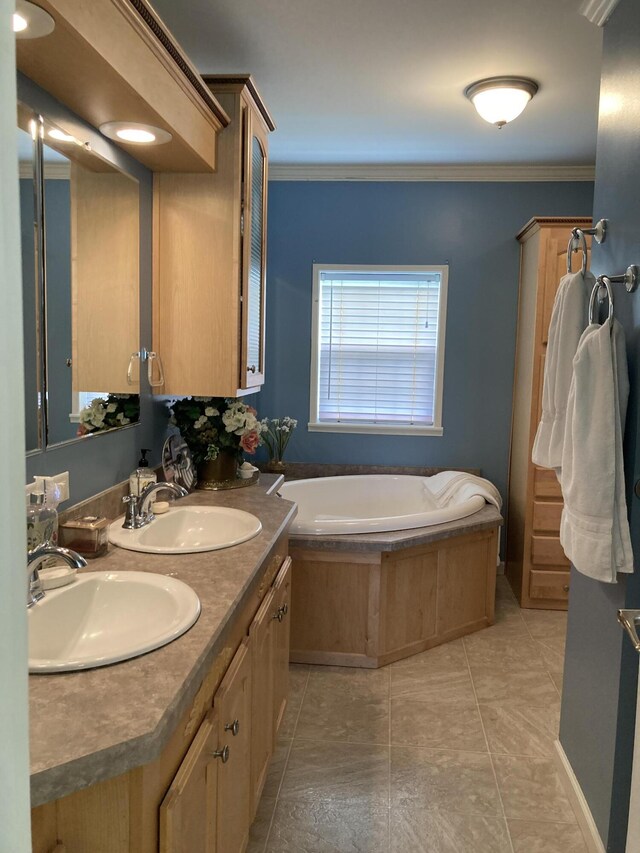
top-left (260, 180), bottom-right (594, 515)
top-left (19, 74), bottom-right (167, 507)
top-left (560, 1), bottom-right (640, 848)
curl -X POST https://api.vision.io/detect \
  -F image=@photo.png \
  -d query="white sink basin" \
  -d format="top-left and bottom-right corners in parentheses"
top-left (29, 571), bottom-right (201, 673)
top-left (108, 505), bottom-right (262, 554)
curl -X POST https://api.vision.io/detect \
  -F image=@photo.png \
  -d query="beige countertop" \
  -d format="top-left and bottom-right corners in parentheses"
top-left (289, 504), bottom-right (503, 552)
top-left (29, 474), bottom-right (295, 807)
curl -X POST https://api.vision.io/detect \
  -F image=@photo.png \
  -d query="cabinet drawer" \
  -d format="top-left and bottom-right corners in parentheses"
top-left (533, 467), bottom-right (562, 500)
top-left (529, 568), bottom-right (570, 601)
top-left (531, 535), bottom-right (569, 567)
top-left (532, 501), bottom-right (563, 534)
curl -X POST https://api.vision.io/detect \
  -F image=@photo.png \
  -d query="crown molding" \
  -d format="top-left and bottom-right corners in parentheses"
top-left (269, 163), bottom-right (596, 182)
top-left (19, 162), bottom-right (71, 179)
top-left (579, 0), bottom-right (621, 26)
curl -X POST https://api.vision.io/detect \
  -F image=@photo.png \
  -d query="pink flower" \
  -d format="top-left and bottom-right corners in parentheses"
top-left (247, 406), bottom-right (257, 416)
top-left (240, 429), bottom-right (260, 454)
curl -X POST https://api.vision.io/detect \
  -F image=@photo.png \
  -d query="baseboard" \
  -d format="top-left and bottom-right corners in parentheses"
top-left (553, 740), bottom-right (606, 853)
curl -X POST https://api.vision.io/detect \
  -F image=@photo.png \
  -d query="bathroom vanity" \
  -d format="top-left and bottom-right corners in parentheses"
top-left (30, 478), bottom-right (295, 853)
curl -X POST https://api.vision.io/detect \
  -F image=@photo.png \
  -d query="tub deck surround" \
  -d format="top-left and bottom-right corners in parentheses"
top-left (260, 461), bottom-right (481, 480)
top-left (289, 504), bottom-right (502, 553)
top-left (29, 475), bottom-right (294, 807)
top-left (288, 507), bottom-right (503, 669)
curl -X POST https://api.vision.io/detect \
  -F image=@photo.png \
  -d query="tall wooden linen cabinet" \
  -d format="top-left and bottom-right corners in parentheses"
top-left (153, 76), bottom-right (275, 397)
top-left (506, 217), bottom-right (591, 610)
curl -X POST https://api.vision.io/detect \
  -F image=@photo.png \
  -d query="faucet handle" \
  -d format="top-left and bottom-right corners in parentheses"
top-left (122, 494), bottom-right (139, 530)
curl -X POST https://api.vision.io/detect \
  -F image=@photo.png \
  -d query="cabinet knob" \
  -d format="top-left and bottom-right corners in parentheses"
top-left (211, 745), bottom-right (230, 763)
top-left (248, 365), bottom-right (257, 374)
top-left (224, 719), bottom-right (240, 737)
top-left (563, 584), bottom-right (570, 592)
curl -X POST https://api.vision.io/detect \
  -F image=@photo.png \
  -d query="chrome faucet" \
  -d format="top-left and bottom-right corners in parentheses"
top-left (121, 481), bottom-right (189, 530)
top-left (27, 544), bottom-right (87, 608)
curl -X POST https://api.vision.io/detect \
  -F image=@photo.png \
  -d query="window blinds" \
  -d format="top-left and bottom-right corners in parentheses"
top-left (316, 270), bottom-right (444, 427)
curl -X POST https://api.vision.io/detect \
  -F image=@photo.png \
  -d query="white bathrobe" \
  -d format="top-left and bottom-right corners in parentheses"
top-left (532, 269), bottom-right (594, 472)
top-left (559, 318), bottom-right (633, 582)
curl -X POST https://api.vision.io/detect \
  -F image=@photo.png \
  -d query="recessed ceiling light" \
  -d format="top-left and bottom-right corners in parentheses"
top-left (12, 12), bottom-right (28, 32)
top-left (48, 128), bottom-right (76, 143)
top-left (99, 121), bottom-right (172, 146)
top-left (464, 77), bottom-right (539, 129)
top-left (13, 1), bottom-right (55, 39)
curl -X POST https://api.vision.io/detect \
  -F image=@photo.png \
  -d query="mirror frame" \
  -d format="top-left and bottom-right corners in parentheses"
top-left (18, 88), bottom-right (145, 453)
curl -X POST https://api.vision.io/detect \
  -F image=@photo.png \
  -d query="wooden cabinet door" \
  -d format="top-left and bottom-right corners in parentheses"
top-left (240, 104), bottom-right (268, 391)
top-left (249, 585), bottom-right (276, 818)
top-left (159, 708), bottom-right (219, 853)
top-left (272, 557), bottom-right (292, 738)
top-left (214, 639), bottom-right (252, 853)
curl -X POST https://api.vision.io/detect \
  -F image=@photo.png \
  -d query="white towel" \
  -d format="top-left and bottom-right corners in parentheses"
top-left (532, 270), bottom-right (594, 472)
top-left (559, 318), bottom-right (633, 582)
top-left (428, 471), bottom-right (502, 513)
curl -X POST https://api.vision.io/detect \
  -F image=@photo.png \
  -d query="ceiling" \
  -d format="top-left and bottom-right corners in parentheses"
top-left (152, 0), bottom-right (603, 167)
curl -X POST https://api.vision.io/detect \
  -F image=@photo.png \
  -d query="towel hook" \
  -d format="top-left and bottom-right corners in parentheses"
top-left (598, 265), bottom-right (639, 294)
top-left (589, 279), bottom-right (614, 325)
top-left (566, 219), bottom-right (608, 275)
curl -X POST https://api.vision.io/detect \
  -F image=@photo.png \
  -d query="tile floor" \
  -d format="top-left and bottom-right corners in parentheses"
top-left (247, 577), bottom-right (588, 852)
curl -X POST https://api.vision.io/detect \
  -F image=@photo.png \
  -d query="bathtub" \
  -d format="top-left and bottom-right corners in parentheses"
top-left (279, 473), bottom-right (486, 535)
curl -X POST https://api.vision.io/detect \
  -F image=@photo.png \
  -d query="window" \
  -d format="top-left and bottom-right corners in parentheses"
top-left (309, 265), bottom-right (448, 435)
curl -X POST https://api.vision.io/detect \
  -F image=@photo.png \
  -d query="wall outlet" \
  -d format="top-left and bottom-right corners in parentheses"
top-left (55, 472), bottom-right (70, 502)
top-left (25, 471), bottom-right (70, 503)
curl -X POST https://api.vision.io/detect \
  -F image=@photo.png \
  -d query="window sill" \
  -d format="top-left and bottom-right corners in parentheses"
top-left (307, 422), bottom-right (443, 437)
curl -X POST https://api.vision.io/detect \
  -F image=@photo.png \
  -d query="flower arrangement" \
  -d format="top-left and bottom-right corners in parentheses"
top-left (77, 394), bottom-right (140, 436)
top-left (169, 397), bottom-right (263, 466)
top-left (260, 416), bottom-right (298, 463)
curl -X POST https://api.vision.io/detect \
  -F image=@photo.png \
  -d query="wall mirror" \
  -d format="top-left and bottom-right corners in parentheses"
top-left (18, 106), bottom-right (142, 450)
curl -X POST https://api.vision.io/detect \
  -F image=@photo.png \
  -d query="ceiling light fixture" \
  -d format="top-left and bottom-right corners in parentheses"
top-left (99, 121), bottom-right (172, 146)
top-left (13, 1), bottom-right (55, 38)
top-left (464, 77), bottom-right (539, 129)
top-left (48, 128), bottom-right (76, 143)
top-left (12, 12), bottom-right (28, 31)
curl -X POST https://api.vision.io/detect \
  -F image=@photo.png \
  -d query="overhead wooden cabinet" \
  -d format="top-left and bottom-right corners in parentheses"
top-left (153, 76), bottom-right (275, 397)
top-left (16, 0), bottom-right (229, 172)
top-left (506, 217), bottom-right (591, 610)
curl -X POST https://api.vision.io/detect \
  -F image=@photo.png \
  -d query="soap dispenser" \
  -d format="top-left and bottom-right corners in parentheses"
top-left (26, 479), bottom-right (60, 553)
top-left (129, 449), bottom-right (157, 496)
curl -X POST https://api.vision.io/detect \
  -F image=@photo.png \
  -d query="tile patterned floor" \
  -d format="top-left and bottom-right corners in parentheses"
top-left (247, 577), bottom-right (588, 852)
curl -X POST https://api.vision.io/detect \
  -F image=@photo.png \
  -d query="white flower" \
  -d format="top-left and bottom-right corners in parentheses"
top-left (106, 403), bottom-right (117, 413)
top-left (205, 407), bottom-right (218, 417)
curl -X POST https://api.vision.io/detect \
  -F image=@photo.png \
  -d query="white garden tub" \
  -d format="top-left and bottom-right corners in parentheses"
top-left (279, 473), bottom-right (490, 536)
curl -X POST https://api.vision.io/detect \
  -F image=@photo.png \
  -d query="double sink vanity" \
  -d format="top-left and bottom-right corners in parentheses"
top-left (30, 475), bottom-right (296, 853)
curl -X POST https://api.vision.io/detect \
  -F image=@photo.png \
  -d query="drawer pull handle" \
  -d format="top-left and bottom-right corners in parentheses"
top-left (563, 584), bottom-right (569, 592)
top-left (224, 719), bottom-right (240, 736)
top-left (272, 603), bottom-right (288, 622)
top-left (211, 745), bottom-right (230, 763)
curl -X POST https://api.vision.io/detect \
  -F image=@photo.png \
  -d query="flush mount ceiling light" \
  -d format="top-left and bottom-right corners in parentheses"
top-left (99, 121), bottom-right (172, 146)
top-left (13, 1), bottom-right (55, 38)
top-left (464, 77), bottom-right (539, 129)
top-left (48, 128), bottom-right (76, 143)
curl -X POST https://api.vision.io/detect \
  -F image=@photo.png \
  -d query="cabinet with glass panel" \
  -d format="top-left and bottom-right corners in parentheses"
top-left (153, 76), bottom-right (274, 397)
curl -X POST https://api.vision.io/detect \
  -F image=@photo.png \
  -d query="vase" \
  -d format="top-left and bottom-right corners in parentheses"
top-left (196, 450), bottom-right (238, 489)
top-left (265, 459), bottom-right (286, 475)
